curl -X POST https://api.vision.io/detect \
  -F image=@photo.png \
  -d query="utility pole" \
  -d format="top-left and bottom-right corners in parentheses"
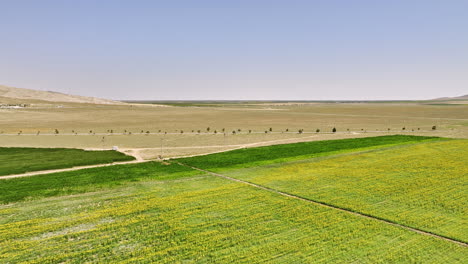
top-left (160, 137), bottom-right (164, 158)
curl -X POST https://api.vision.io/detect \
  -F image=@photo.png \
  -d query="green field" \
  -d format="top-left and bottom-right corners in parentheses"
top-left (0, 162), bottom-right (197, 204)
top-left (177, 135), bottom-right (442, 170)
top-left (209, 140), bottom-right (468, 243)
top-left (0, 136), bottom-right (466, 263)
top-left (0, 147), bottom-right (134, 176)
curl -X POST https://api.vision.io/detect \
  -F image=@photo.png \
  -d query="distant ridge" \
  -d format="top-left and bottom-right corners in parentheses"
top-left (432, 94), bottom-right (468, 100)
top-left (0, 85), bottom-right (124, 105)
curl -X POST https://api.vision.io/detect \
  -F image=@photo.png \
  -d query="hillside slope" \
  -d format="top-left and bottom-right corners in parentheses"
top-left (0, 85), bottom-right (123, 105)
top-left (432, 94), bottom-right (468, 100)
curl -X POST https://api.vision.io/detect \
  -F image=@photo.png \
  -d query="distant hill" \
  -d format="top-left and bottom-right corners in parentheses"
top-left (432, 94), bottom-right (468, 100)
top-left (0, 85), bottom-right (124, 105)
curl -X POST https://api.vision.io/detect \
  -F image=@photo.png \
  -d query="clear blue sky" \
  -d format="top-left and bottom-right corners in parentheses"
top-left (1, 0), bottom-right (467, 100)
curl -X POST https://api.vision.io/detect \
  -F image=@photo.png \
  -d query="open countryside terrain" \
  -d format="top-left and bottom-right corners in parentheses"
top-left (1, 87), bottom-right (467, 159)
top-left (3, 1), bottom-right (468, 262)
top-left (1, 87), bottom-right (467, 263)
top-left (0, 136), bottom-right (466, 263)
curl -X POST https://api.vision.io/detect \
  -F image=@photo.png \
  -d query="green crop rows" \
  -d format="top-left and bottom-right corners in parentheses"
top-left (177, 135), bottom-right (442, 171)
top-left (0, 147), bottom-right (134, 176)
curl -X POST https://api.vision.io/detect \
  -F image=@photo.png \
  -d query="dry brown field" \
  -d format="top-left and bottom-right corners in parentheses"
top-left (1, 101), bottom-right (467, 159)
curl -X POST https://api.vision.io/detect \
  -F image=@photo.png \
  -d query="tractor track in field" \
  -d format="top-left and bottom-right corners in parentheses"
top-left (176, 162), bottom-right (468, 248)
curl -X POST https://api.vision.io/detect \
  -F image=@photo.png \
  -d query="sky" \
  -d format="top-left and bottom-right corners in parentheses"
top-left (1, 0), bottom-right (467, 100)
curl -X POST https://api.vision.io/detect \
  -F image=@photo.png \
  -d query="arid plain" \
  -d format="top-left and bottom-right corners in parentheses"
top-left (1, 87), bottom-right (467, 160)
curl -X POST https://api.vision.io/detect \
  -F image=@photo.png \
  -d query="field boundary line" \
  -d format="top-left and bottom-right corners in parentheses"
top-left (176, 162), bottom-right (467, 247)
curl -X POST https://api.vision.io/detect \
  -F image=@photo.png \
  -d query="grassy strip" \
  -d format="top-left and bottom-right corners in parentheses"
top-left (176, 135), bottom-right (443, 171)
top-left (0, 162), bottom-right (199, 204)
top-left (0, 147), bottom-right (134, 176)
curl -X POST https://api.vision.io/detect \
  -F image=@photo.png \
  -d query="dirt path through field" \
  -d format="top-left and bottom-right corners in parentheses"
top-left (0, 159), bottom-right (144, 180)
top-left (176, 162), bottom-right (467, 247)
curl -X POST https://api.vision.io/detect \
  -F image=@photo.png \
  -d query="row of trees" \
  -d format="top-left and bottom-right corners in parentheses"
top-left (14, 126), bottom-right (437, 135)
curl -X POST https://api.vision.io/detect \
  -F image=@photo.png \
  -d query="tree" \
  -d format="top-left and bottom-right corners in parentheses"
top-left (232, 130), bottom-right (236, 134)
top-left (207, 127), bottom-right (210, 132)
top-left (316, 129), bottom-right (320, 133)
top-left (146, 131), bottom-right (150, 135)
top-left (332, 127), bottom-right (337, 133)
top-left (265, 130), bottom-right (268, 134)
top-left (197, 130), bottom-right (201, 134)
top-left (286, 128), bottom-right (289, 132)
top-left (37, 131), bottom-right (40, 135)
top-left (222, 128), bottom-right (225, 132)
top-left (238, 128), bottom-right (241, 132)
top-left (432, 125), bottom-right (436, 130)
top-left (298, 129), bottom-right (303, 134)
top-left (214, 130), bottom-right (217, 134)
top-left (180, 130), bottom-right (184, 134)
top-left (269, 127), bottom-right (272, 132)
top-left (55, 129), bottom-right (59, 134)
top-left (402, 127), bottom-right (406, 131)
top-left (248, 130), bottom-right (252, 133)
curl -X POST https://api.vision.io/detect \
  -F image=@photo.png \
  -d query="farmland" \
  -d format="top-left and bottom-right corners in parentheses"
top-left (0, 147), bottom-right (134, 176)
top-left (194, 139), bottom-right (468, 243)
top-left (1, 101), bottom-right (467, 159)
top-left (176, 134), bottom-right (441, 170)
top-left (0, 162), bottom-right (197, 204)
top-left (0, 97), bottom-right (467, 263)
top-left (0, 136), bottom-right (466, 263)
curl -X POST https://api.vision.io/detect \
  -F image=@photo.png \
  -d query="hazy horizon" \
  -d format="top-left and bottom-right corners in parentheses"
top-left (1, 1), bottom-right (467, 100)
